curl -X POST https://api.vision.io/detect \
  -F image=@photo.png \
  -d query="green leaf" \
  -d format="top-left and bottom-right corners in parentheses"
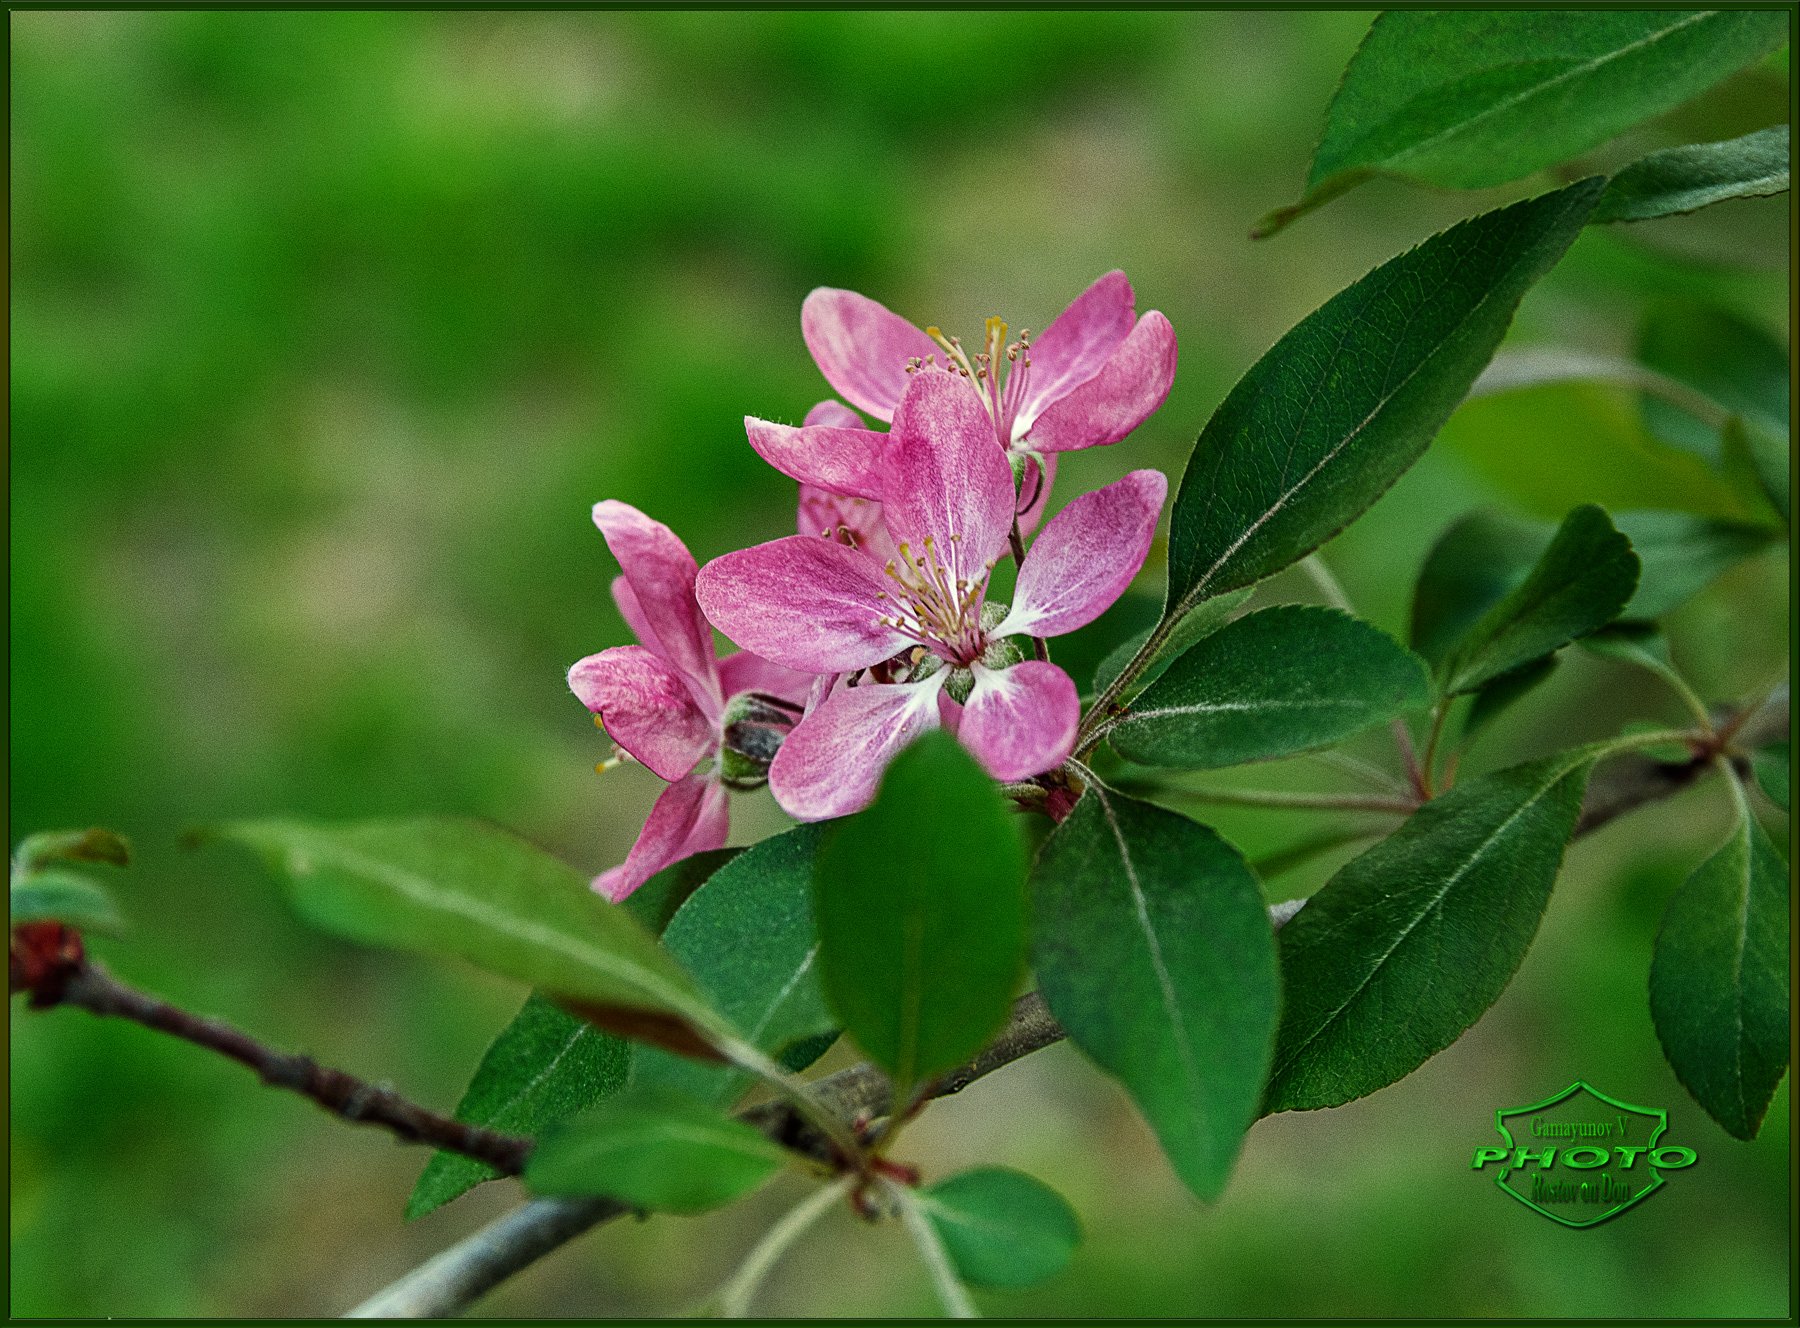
top-left (622, 848), bottom-right (741, 937)
top-left (814, 732), bottom-right (1026, 1094)
top-left (1091, 588), bottom-right (1252, 700)
top-left (214, 818), bottom-right (729, 1058)
top-left (918, 1168), bottom-right (1082, 1289)
top-left (1031, 788), bottom-right (1278, 1201)
top-left (408, 993), bottom-right (629, 1219)
top-left (1170, 180), bottom-right (1601, 619)
top-left (13, 827), bottom-right (130, 874)
top-left (1639, 301), bottom-right (1790, 465)
top-left (1440, 504), bottom-right (1638, 696)
top-left (1650, 796), bottom-right (1790, 1139)
top-left (1461, 657), bottom-right (1559, 746)
top-left (524, 1087), bottom-right (791, 1213)
top-left (1266, 750), bottom-right (1595, 1112)
top-left (1257, 10), bottom-right (1787, 235)
top-left (1613, 510), bottom-right (1778, 620)
top-left (1594, 125), bottom-right (1790, 225)
top-left (1410, 509), bottom-right (1551, 667)
top-left (634, 826), bottom-right (836, 1107)
top-left (405, 851), bottom-right (728, 1218)
top-left (1108, 606), bottom-right (1429, 770)
top-left (8, 868), bottom-right (125, 934)
top-left (1753, 742), bottom-right (1789, 811)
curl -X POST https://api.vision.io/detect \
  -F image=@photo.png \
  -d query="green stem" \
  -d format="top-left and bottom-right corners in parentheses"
top-left (1302, 748), bottom-right (1410, 796)
top-left (1007, 521), bottom-right (1049, 663)
top-left (891, 1182), bottom-right (978, 1319)
top-left (1596, 636), bottom-right (1716, 732)
top-left (1299, 553), bottom-right (1356, 615)
top-left (1153, 785), bottom-right (1419, 815)
top-left (724, 1040), bottom-right (865, 1171)
top-left (706, 1176), bottom-right (854, 1317)
top-left (1075, 611), bottom-right (1180, 756)
top-left (1419, 702), bottom-right (1451, 797)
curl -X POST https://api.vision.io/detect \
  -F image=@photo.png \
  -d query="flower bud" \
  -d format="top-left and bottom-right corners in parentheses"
top-left (718, 692), bottom-right (798, 791)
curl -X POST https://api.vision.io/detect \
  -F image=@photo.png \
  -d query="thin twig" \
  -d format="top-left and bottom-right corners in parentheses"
top-left (351, 696), bottom-right (1788, 1318)
top-left (47, 961), bottom-right (533, 1175)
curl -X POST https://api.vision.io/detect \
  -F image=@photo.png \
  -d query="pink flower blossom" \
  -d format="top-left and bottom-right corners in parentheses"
top-left (568, 501), bottom-right (810, 900)
top-left (743, 271), bottom-right (1175, 533)
top-left (697, 369), bottom-right (1166, 821)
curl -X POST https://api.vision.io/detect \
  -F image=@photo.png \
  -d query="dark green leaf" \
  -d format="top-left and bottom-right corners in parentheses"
top-left (1091, 589), bottom-right (1252, 699)
top-left (1441, 505), bottom-right (1638, 696)
top-left (1614, 510), bottom-right (1778, 620)
top-left (635, 826), bottom-right (836, 1106)
top-left (524, 1088), bottom-right (790, 1212)
top-left (1650, 800), bottom-right (1790, 1139)
top-left (1753, 742), bottom-right (1789, 811)
top-left (1594, 125), bottom-right (1790, 224)
top-left (815, 732), bottom-right (1026, 1094)
top-left (408, 994), bottom-right (629, 1219)
top-left (1171, 181), bottom-right (1601, 618)
top-left (1410, 510), bottom-right (1550, 667)
top-left (1461, 657), bottom-right (1559, 746)
top-left (1267, 750), bottom-right (1595, 1111)
top-left (919, 1168), bottom-right (1082, 1289)
top-left (1109, 606), bottom-right (1428, 770)
top-left (214, 818), bottom-right (727, 1056)
top-left (13, 827), bottom-right (130, 873)
top-left (8, 868), bottom-right (125, 933)
top-left (622, 848), bottom-right (741, 937)
top-left (1257, 11), bottom-right (1787, 235)
top-left (1032, 788), bottom-right (1277, 1201)
top-left (1640, 301), bottom-right (1790, 465)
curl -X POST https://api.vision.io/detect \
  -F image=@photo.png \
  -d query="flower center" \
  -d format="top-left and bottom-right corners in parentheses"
top-left (906, 316), bottom-right (1034, 449)
top-left (874, 534), bottom-right (988, 665)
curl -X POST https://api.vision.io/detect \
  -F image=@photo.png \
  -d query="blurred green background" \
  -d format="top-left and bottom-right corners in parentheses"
top-left (10, 11), bottom-right (1790, 1317)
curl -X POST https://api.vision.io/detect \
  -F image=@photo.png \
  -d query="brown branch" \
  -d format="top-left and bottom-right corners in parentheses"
top-left (42, 960), bottom-right (533, 1177)
top-left (347, 693), bottom-right (1789, 1318)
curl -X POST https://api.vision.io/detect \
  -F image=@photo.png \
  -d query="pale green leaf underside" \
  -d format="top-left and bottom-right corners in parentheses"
top-left (920, 1168), bottom-right (1082, 1289)
top-left (525, 1089), bottom-right (789, 1213)
top-left (1594, 125), bottom-right (1790, 224)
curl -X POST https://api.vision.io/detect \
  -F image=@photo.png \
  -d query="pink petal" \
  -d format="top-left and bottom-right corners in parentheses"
top-left (568, 646), bottom-right (716, 782)
top-left (592, 501), bottom-right (719, 700)
top-left (1014, 452), bottom-right (1058, 538)
top-left (957, 660), bottom-right (1079, 781)
top-left (882, 368), bottom-right (1016, 580)
top-left (746, 416), bottom-right (887, 500)
top-left (1017, 271), bottom-right (1137, 429)
top-left (611, 576), bottom-right (660, 658)
top-left (804, 399), bottom-right (865, 430)
top-left (801, 287), bottom-right (940, 423)
top-left (767, 678), bottom-right (944, 821)
top-left (593, 768), bottom-right (729, 902)
top-left (696, 536), bottom-right (911, 674)
top-left (797, 485), bottom-right (898, 563)
top-left (1019, 311), bottom-right (1177, 453)
top-left (1004, 469), bottom-right (1167, 638)
top-left (717, 651), bottom-right (814, 705)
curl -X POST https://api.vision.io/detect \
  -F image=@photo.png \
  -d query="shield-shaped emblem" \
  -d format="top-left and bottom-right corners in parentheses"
top-left (1490, 1081), bottom-right (1669, 1228)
